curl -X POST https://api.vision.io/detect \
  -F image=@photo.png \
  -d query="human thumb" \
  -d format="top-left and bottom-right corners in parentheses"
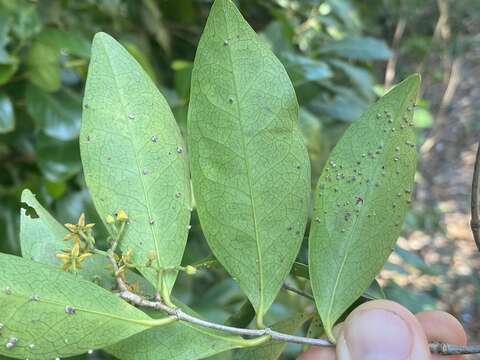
top-left (335, 300), bottom-right (431, 360)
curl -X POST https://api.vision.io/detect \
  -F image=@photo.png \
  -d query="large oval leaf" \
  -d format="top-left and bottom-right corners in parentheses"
top-left (80, 33), bottom-right (191, 294)
top-left (0, 253), bottom-right (156, 359)
top-left (187, 0), bottom-right (310, 324)
top-left (308, 75), bottom-right (420, 339)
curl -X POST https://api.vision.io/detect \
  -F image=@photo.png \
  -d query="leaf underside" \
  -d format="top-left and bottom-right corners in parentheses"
top-left (80, 32), bottom-right (191, 293)
top-left (188, 0), bottom-right (310, 320)
top-left (308, 75), bottom-right (420, 337)
top-left (0, 253), bottom-right (152, 359)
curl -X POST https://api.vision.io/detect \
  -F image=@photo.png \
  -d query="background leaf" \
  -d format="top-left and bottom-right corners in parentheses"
top-left (308, 75), bottom-right (420, 338)
top-left (26, 41), bottom-right (60, 92)
top-left (80, 32), bottom-right (191, 294)
top-left (319, 36), bottom-right (391, 61)
top-left (36, 29), bottom-right (91, 58)
top-left (26, 84), bottom-right (82, 141)
top-left (36, 133), bottom-right (82, 182)
top-left (0, 253), bottom-right (155, 359)
top-left (188, 0), bottom-right (311, 322)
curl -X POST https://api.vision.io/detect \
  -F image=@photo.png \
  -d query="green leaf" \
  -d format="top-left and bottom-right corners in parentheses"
top-left (124, 42), bottom-right (157, 82)
top-left (319, 36), bottom-right (391, 61)
top-left (0, 59), bottom-right (18, 85)
top-left (363, 279), bottom-right (386, 300)
top-left (329, 60), bottom-right (375, 99)
top-left (80, 32), bottom-right (191, 294)
top-left (224, 300), bottom-right (255, 328)
top-left (292, 260), bottom-right (385, 298)
top-left (36, 29), bottom-right (91, 58)
top-left (36, 133), bottom-right (82, 182)
top-left (310, 87), bottom-right (368, 123)
top-left (171, 59), bottom-right (193, 101)
top-left (20, 188), bottom-right (115, 289)
top-left (0, 92), bottom-right (14, 133)
top-left (106, 304), bottom-right (245, 360)
top-left (394, 245), bottom-right (442, 276)
top-left (20, 188), bottom-right (66, 264)
top-left (306, 313), bottom-right (323, 339)
top-left (26, 84), bottom-right (82, 141)
top-left (282, 53), bottom-right (332, 85)
top-left (233, 313), bottom-right (311, 360)
top-left (0, 253), bottom-right (161, 359)
top-left (26, 41), bottom-right (61, 92)
top-left (308, 74), bottom-right (420, 339)
top-left (188, 0), bottom-right (310, 323)
top-left (0, 15), bottom-right (11, 63)
top-left (383, 281), bottom-right (437, 313)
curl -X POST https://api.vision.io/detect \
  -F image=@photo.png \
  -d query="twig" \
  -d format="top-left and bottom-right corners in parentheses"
top-left (282, 283), bottom-right (314, 301)
top-left (430, 342), bottom-right (480, 355)
top-left (471, 142), bottom-right (480, 251)
top-left (384, 17), bottom-right (406, 90)
top-left (107, 251), bottom-right (331, 346)
top-left (103, 252), bottom-right (480, 355)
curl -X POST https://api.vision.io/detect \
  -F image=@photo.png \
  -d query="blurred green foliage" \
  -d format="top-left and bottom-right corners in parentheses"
top-left (0, 0), bottom-right (478, 357)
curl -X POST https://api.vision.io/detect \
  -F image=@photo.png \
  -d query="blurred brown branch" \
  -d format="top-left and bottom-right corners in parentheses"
top-left (471, 142), bottom-right (480, 251)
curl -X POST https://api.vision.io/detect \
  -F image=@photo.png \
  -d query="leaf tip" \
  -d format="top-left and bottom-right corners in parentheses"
top-left (20, 188), bottom-right (34, 202)
top-left (402, 73), bottom-right (421, 93)
top-left (92, 32), bottom-right (116, 50)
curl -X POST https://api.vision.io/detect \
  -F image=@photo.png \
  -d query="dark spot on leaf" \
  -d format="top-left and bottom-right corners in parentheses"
top-left (20, 202), bottom-right (39, 219)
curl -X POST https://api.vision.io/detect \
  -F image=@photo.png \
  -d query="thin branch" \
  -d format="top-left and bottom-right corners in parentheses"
top-left (430, 342), bottom-right (480, 355)
top-left (384, 17), bottom-right (406, 90)
top-left (471, 142), bottom-right (480, 250)
top-left (282, 283), bottom-right (314, 301)
top-left (103, 252), bottom-right (480, 355)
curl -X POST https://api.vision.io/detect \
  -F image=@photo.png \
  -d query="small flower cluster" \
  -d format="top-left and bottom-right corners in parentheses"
top-left (56, 213), bottom-right (95, 272)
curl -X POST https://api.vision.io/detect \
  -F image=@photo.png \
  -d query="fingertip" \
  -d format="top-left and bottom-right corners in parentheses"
top-left (416, 311), bottom-right (467, 360)
top-left (298, 346), bottom-right (336, 360)
top-left (336, 299), bottom-right (430, 359)
top-left (416, 311), bottom-right (467, 346)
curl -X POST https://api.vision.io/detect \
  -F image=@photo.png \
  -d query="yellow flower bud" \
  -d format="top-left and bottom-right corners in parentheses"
top-left (78, 252), bottom-right (93, 262)
top-left (106, 214), bottom-right (115, 224)
top-left (77, 213), bottom-right (86, 227)
top-left (56, 253), bottom-right (70, 261)
top-left (71, 242), bottom-right (80, 258)
top-left (116, 209), bottom-right (128, 222)
top-left (147, 250), bottom-right (157, 261)
top-left (64, 223), bottom-right (77, 232)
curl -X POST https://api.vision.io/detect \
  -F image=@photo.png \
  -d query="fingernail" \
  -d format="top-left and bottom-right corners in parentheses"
top-left (344, 309), bottom-right (413, 360)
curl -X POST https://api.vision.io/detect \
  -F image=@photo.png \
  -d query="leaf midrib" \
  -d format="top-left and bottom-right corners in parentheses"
top-left (220, 4), bottom-right (264, 316)
top-left (97, 39), bottom-right (163, 279)
top-left (1, 292), bottom-right (152, 327)
top-left (324, 96), bottom-right (412, 324)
